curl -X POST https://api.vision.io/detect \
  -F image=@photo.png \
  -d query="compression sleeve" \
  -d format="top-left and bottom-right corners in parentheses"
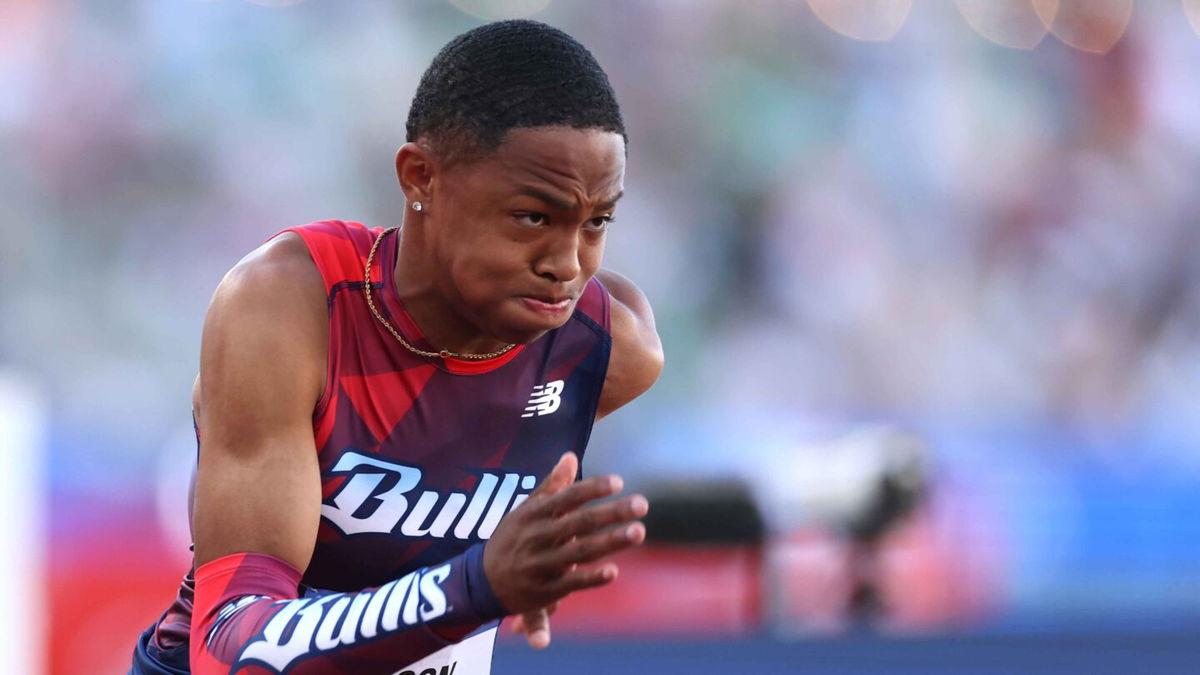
top-left (189, 544), bottom-right (506, 673)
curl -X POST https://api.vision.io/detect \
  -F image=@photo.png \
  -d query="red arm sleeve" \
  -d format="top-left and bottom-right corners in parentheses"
top-left (190, 544), bottom-right (506, 673)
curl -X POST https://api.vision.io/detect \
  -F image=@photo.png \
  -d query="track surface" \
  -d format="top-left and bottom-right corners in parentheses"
top-left (493, 633), bottom-right (1198, 674)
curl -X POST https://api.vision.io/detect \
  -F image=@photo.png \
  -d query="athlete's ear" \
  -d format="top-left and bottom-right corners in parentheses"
top-left (395, 141), bottom-right (435, 206)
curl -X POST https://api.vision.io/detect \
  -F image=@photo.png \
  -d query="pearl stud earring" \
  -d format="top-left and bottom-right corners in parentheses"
top-left (412, 201), bottom-right (423, 212)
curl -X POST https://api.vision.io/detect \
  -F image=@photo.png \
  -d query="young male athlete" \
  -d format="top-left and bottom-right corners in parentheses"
top-left (130, 20), bottom-right (663, 674)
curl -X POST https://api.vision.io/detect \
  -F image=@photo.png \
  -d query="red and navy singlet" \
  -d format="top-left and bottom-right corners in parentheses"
top-left (294, 219), bottom-right (611, 589)
top-left (141, 219), bottom-right (612, 673)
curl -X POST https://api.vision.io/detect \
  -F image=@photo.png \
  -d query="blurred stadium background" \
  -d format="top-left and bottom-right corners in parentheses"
top-left (2, 0), bottom-right (1199, 672)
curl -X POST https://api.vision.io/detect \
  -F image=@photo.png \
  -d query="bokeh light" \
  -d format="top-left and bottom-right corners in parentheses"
top-left (1033, 0), bottom-right (1133, 54)
top-left (448, 0), bottom-right (553, 21)
top-left (806, 0), bottom-right (914, 42)
top-left (0, 0), bottom-right (50, 58)
top-left (955, 0), bottom-right (1053, 50)
top-left (1186, 0), bottom-right (1200, 36)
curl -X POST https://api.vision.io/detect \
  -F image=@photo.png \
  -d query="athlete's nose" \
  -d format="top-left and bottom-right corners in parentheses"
top-left (534, 228), bottom-right (582, 283)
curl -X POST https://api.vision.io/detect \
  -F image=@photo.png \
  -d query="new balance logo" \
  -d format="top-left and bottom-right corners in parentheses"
top-left (522, 380), bottom-right (564, 418)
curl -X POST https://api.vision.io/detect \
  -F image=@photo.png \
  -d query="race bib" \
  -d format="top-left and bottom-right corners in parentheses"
top-left (391, 625), bottom-right (497, 675)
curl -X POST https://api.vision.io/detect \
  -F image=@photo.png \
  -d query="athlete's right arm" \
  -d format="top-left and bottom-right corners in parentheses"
top-left (191, 234), bottom-right (327, 591)
top-left (189, 233), bottom-right (648, 673)
top-left (190, 233), bottom-right (505, 673)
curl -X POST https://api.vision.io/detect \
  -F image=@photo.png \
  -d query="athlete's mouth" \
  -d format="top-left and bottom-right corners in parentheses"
top-left (520, 295), bottom-right (573, 314)
top-left (524, 294), bottom-right (573, 304)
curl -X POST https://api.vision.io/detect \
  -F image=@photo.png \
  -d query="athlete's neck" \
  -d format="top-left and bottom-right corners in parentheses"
top-left (392, 225), bottom-right (512, 356)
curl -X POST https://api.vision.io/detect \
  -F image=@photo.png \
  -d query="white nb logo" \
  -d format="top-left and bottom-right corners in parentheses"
top-left (522, 380), bottom-right (564, 418)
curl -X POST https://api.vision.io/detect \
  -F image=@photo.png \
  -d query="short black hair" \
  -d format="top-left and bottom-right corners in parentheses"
top-left (406, 20), bottom-right (625, 164)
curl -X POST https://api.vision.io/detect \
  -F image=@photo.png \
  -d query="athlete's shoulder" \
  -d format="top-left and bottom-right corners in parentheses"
top-left (222, 230), bottom-right (323, 299)
top-left (205, 231), bottom-right (327, 350)
top-left (280, 220), bottom-right (382, 294)
top-left (285, 219), bottom-right (374, 244)
top-left (594, 269), bottom-right (663, 419)
top-left (195, 229), bottom-right (329, 436)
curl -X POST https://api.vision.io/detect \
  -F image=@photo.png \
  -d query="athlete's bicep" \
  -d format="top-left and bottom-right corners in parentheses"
top-left (595, 269), bottom-right (663, 420)
top-left (191, 233), bottom-right (328, 572)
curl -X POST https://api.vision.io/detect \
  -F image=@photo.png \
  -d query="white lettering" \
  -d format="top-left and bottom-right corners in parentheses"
top-left (337, 591), bottom-right (371, 646)
top-left (206, 595), bottom-right (262, 646)
top-left (426, 492), bottom-right (468, 538)
top-left (359, 580), bottom-right (397, 639)
top-left (401, 491), bottom-right (466, 537)
top-left (322, 454), bottom-right (422, 535)
top-left (237, 565), bottom-right (459, 671)
top-left (418, 564), bottom-right (451, 622)
top-left (240, 596), bottom-right (333, 672)
top-left (476, 474), bottom-right (519, 539)
top-left (402, 568), bottom-right (424, 626)
top-left (320, 451), bottom-right (539, 539)
top-left (380, 571), bottom-right (418, 633)
top-left (313, 596), bottom-right (351, 651)
top-left (452, 473), bottom-right (498, 540)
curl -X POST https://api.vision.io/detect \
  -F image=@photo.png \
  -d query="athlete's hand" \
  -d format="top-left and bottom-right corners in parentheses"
top-left (483, 452), bottom-right (648, 617)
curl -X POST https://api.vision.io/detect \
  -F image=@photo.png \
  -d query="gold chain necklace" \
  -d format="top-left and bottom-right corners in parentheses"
top-left (363, 227), bottom-right (517, 361)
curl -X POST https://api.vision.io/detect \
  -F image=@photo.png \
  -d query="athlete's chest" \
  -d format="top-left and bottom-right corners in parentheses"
top-left (317, 366), bottom-right (588, 541)
top-left (303, 318), bottom-right (610, 590)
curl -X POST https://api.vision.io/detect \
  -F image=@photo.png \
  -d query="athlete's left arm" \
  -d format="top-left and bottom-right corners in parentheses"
top-left (595, 268), bottom-right (664, 420)
top-left (511, 269), bottom-right (662, 649)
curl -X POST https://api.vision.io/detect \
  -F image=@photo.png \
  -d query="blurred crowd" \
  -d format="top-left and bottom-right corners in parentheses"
top-left (1, 0), bottom-right (1198, 646)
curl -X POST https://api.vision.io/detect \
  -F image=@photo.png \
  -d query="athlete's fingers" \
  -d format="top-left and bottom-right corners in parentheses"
top-left (511, 612), bottom-right (532, 634)
top-left (530, 473), bottom-right (624, 520)
top-left (553, 494), bottom-right (648, 540)
top-left (510, 602), bottom-right (558, 634)
top-left (530, 452), bottom-right (579, 500)
top-left (540, 521), bottom-right (646, 571)
top-left (517, 607), bottom-right (552, 649)
top-left (547, 563), bottom-right (620, 598)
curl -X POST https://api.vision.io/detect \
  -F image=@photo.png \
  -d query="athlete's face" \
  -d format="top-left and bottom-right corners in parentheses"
top-left (423, 127), bottom-right (625, 344)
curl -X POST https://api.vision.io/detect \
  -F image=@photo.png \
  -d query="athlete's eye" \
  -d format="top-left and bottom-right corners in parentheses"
top-left (586, 215), bottom-right (614, 232)
top-left (515, 212), bottom-right (548, 228)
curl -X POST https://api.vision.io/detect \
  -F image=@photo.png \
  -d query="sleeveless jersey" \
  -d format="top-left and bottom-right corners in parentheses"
top-left (295, 219), bottom-right (612, 589)
top-left (150, 219), bottom-right (612, 669)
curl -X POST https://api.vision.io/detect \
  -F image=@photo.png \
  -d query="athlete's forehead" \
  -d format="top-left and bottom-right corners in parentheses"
top-left (457, 127), bottom-right (625, 209)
